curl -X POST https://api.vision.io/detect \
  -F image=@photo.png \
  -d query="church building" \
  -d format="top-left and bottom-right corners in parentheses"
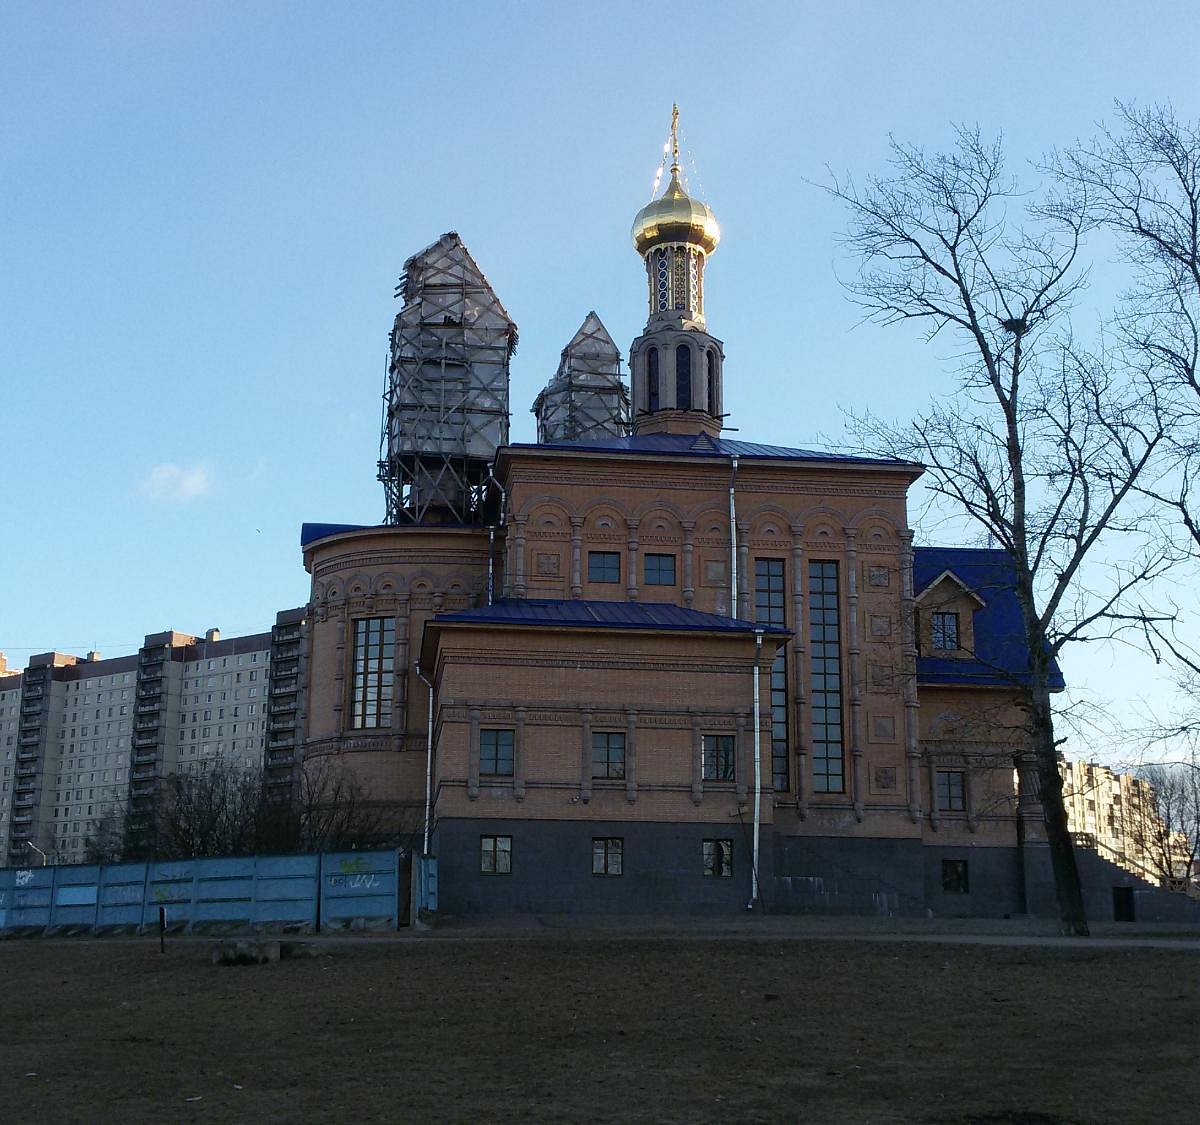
top-left (299, 111), bottom-right (1062, 918)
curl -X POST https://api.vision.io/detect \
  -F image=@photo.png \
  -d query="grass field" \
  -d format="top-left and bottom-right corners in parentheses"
top-left (0, 932), bottom-right (1195, 1123)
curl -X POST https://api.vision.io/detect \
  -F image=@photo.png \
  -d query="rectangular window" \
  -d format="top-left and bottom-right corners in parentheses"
top-left (809, 560), bottom-right (844, 793)
top-left (931, 612), bottom-right (959, 651)
top-left (592, 731), bottom-right (626, 779)
top-left (942, 859), bottom-right (970, 894)
top-left (703, 838), bottom-right (733, 877)
top-left (592, 837), bottom-right (623, 876)
top-left (936, 769), bottom-right (966, 812)
top-left (702, 734), bottom-right (736, 781)
top-left (480, 729), bottom-right (515, 777)
top-left (755, 558), bottom-right (788, 791)
top-left (643, 553), bottom-right (676, 586)
top-left (480, 835), bottom-right (512, 875)
top-left (587, 551), bottom-right (621, 583)
top-left (351, 617), bottom-right (395, 729)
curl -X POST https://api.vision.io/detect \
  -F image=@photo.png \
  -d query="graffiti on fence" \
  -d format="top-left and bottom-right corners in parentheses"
top-left (326, 873), bottom-right (380, 890)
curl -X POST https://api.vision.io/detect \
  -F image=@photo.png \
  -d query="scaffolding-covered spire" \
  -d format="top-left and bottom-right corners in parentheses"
top-left (532, 312), bottom-right (631, 443)
top-left (378, 232), bottom-right (517, 524)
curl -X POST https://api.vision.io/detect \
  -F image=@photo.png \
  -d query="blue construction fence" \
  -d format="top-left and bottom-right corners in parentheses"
top-left (0, 849), bottom-right (437, 935)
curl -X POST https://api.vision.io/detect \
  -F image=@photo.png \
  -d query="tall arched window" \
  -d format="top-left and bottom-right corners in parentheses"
top-left (676, 344), bottom-right (692, 410)
top-left (647, 347), bottom-right (660, 412)
top-left (707, 349), bottom-right (718, 416)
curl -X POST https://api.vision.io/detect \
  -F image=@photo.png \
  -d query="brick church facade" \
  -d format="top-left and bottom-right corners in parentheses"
top-left (298, 116), bottom-right (1069, 918)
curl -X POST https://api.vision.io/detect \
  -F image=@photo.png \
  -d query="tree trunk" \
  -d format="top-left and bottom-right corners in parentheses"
top-left (1029, 686), bottom-right (1090, 936)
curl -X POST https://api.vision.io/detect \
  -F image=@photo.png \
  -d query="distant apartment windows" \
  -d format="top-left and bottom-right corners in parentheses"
top-left (480, 834), bottom-right (512, 875)
top-left (809, 560), bottom-right (845, 794)
top-left (647, 347), bottom-right (660, 412)
top-left (936, 770), bottom-right (967, 812)
top-left (755, 557), bottom-right (789, 791)
top-left (702, 734), bottom-right (736, 781)
top-left (675, 345), bottom-right (692, 409)
top-left (480, 729), bottom-right (515, 777)
top-left (592, 837), bottom-right (623, 876)
top-left (931, 612), bottom-right (960, 651)
top-left (942, 859), bottom-right (970, 895)
top-left (350, 617), bottom-right (395, 729)
top-left (643, 553), bottom-right (676, 586)
top-left (588, 551), bottom-right (621, 584)
top-left (703, 838), bottom-right (733, 878)
top-left (592, 732), bottom-right (626, 780)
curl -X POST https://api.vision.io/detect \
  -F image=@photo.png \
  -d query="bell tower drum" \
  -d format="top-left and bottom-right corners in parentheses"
top-left (629, 105), bottom-right (725, 438)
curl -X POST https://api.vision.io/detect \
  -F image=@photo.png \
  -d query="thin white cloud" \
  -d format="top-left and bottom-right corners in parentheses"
top-left (139, 462), bottom-right (213, 502)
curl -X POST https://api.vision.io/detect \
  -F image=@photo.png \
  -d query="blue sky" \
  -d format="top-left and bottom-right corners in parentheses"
top-left (3, 1), bottom-right (1198, 754)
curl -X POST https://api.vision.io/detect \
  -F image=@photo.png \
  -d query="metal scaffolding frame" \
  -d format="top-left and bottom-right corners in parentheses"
top-left (378, 232), bottom-right (517, 524)
top-left (532, 311), bottom-right (631, 444)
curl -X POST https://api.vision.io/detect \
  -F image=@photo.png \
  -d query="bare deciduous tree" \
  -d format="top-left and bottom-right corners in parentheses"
top-left (1054, 104), bottom-right (1200, 683)
top-left (827, 125), bottom-right (1175, 936)
top-left (1130, 757), bottom-right (1200, 887)
top-left (117, 755), bottom-right (418, 861)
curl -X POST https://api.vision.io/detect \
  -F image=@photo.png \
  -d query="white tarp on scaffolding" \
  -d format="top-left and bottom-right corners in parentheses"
top-left (379, 232), bottom-right (517, 523)
top-left (532, 312), bottom-right (631, 444)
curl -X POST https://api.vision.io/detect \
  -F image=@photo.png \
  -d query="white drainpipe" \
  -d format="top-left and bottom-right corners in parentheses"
top-left (752, 628), bottom-right (763, 907)
top-left (415, 662), bottom-right (435, 857)
top-left (728, 455), bottom-right (739, 618)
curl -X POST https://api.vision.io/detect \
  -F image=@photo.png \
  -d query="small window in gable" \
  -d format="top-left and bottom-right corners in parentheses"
top-left (931, 612), bottom-right (959, 651)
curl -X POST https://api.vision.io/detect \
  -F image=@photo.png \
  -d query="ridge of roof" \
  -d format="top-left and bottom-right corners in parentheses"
top-left (427, 598), bottom-right (789, 634)
top-left (506, 432), bottom-right (920, 468)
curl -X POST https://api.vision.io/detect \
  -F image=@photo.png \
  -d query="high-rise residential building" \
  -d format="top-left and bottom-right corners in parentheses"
top-left (1060, 758), bottom-right (1184, 884)
top-left (1, 619), bottom-right (304, 867)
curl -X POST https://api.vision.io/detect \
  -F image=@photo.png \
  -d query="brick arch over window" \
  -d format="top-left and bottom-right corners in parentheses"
top-left (345, 572), bottom-right (373, 598)
top-left (850, 508), bottom-right (904, 541)
top-left (518, 496), bottom-right (575, 528)
top-left (581, 500), bottom-right (631, 534)
top-left (371, 572), bottom-right (405, 596)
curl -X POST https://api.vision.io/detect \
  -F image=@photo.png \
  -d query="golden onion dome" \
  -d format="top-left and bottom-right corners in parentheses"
top-left (631, 169), bottom-right (720, 256)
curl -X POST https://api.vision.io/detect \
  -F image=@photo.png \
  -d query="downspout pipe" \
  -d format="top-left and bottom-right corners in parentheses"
top-left (487, 465), bottom-right (508, 606)
top-left (728, 455), bottom-right (739, 618)
top-left (415, 661), bottom-right (435, 857)
top-left (751, 628), bottom-right (763, 908)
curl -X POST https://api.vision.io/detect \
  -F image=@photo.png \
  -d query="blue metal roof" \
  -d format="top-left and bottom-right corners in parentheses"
top-left (914, 547), bottom-right (1064, 690)
top-left (429, 598), bottom-right (789, 635)
top-left (300, 522), bottom-right (375, 547)
top-left (508, 432), bottom-right (919, 468)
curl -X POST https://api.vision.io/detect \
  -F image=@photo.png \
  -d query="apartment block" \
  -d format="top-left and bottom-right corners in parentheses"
top-left (0, 616), bottom-right (304, 867)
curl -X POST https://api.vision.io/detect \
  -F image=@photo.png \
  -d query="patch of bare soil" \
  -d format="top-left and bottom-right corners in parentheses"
top-left (0, 936), bottom-right (1193, 1123)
